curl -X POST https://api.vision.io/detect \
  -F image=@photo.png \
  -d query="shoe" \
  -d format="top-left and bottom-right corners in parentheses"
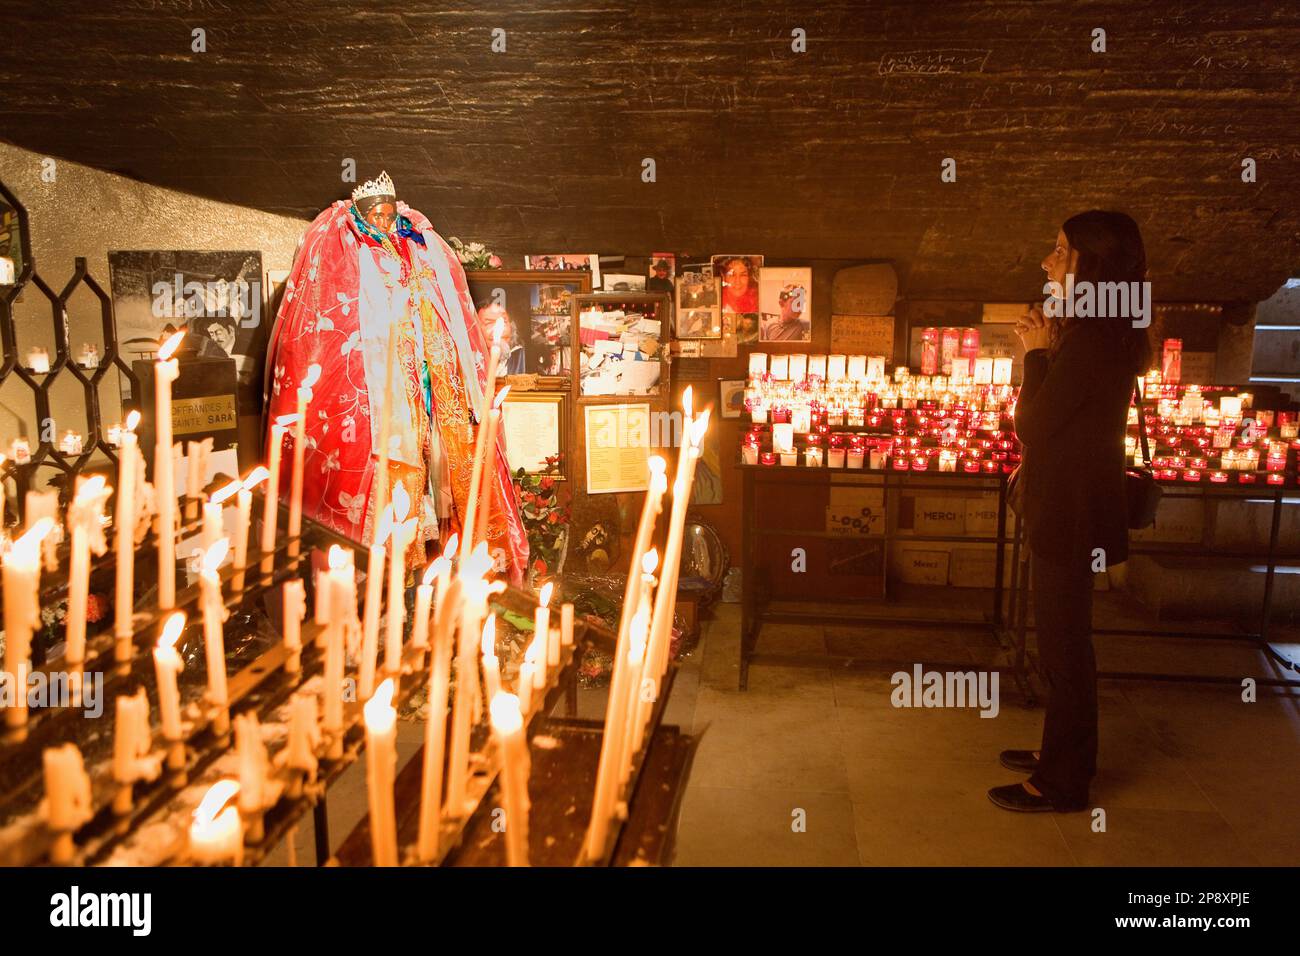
top-left (999, 749), bottom-right (1039, 773)
top-left (987, 782), bottom-right (1055, 812)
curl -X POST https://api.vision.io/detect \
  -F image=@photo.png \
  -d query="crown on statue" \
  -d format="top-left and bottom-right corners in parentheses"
top-left (352, 170), bottom-right (396, 204)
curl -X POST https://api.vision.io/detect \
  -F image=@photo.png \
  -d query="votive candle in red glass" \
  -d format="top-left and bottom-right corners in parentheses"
top-left (1182, 468), bottom-right (1201, 482)
top-left (1209, 471), bottom-right (1228, 484)
top-left (982, 461), bottom-right (999, 473)
top-left (760, 452), bottom-right (777, 466)
top-left (891, 454), bottom-right (909, 471)
top-left (1238, 472), bottom-right (1257, 484)
top-left (962, 459), bottom-right (980, 473)
top-left (911, 456), bottom-right (929, 472)
top-left (1266, 472), bottom-right (1286, 486)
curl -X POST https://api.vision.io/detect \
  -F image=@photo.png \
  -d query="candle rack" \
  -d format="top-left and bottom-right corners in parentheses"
top-left (0, 177), bottom-right (140, 520)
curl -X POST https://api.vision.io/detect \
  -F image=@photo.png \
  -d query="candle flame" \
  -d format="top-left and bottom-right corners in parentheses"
top-left (461, 541), bottom-right (492, 580)
top-left (160, 612), bottom-right (186, 650)
top-left (194, 779), bottom-right (240, 827)
top-left (689, 409), bottom-right (711, 447)
top-left (538, 581), bottom-right (553, 607)
top-left (641, 548), bottom-right (659, 575)
top-left (210, 480), bottom-right (241, 506)
top-left (75, 474), bottom-right (108, 501)
top-left (9, 517), bottom-right (54, 563)
top-left (364, 677), bottom-right (396, 729)
top-left (202, 538), bottom-right (231, 574)
top-left (489, 692), bottom-right (522, 734)
top-left (682, 385), bottom-right (693, 420)
top-left (481, 614), bottom-right (496, 659)
top-left (442, 533), bottom-right (459, 560)
top-left (242, 466), bottom-right (269, 490)
top-left (491, 316), bottom-right (504, 346)
top-left (648, 455), bottom-right (666, 476)
top-left (328, 544), bottom-right (349, 570)
top-left (275, 413), bottom-right (300, 428)
top-left (493, 385), bottom-right (511, 409)
top-left (422, 560), bottom-right (441, 587)
top-left (301, 363), bottom-right (322, 389)
top-left (125, 410), bottom-right (141, 431)
top-left (391, 480), bottom-right (411, 522)
top-left (158, 331), bottom-right (185, 361)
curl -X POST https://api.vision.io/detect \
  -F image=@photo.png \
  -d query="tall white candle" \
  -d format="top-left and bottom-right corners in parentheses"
top-left (385, 482), bottom-right (414, 678)
top-left (207, 480), bottom-right (239, 553)
top-left (232, 467), bottom-right (265, 594)
top-left (359, 509), bottom-right (391, 700)
top-left (153, 613), bottom-right (186, 743)
top-left (412, 561), bottom-right (436, 651)
top-left (364, 678), bottom-right (399, 866)
top-left (560, 602), bottom-right (574, 647)
top-left (3, 518), bottom-right (51, 734)
top-left (322, 546), bottom-right (353, 758)
top-left (446, 543), bottom-right (491, 816)
top-left (287, 364), bottom-right (320, 563)
top-left (285, 691), bottom-right (319, 782)
top-left (112, 687), bottom-right (157, 814)
top-left (416, 585), bottom-right (455, 862)
top-left (42, 743), bottom-right (93, 863)
top-left (489, 692), bottom-right (530, 867)
top-left (155, 331), bottom-right (184, 610)
top-left (260, 417), bottom-right (290, 578)
top-left (536, 581), bottom-right (556, 668)
top-left (481, 613), bottom-right (502, 701)
top-left (200, 538), bottom-right (231, 736)
top-left (65, 475), bottom-right (111, 698)
top-left (114, 411), bottom-right (141, 657)
top-left (235, 711), bottom-right (270, 823)
top-left (461, 319), bottom-right (504, 560)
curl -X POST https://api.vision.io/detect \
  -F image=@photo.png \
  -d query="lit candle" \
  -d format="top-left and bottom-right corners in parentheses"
top-left (461, 319), bottom-right (505, 559)
top-left (10, 437), bottom-right (31, 465)
top-left (536, 581), bottom-right (556, 668)
top-left (78, 342), bottom-right (99, 369)
top-left (446, 544), bottom-right (493, 816)
top-left (385, 482), bottom-right (415, 679)
top-left (360, 507), bottom-right (391, 700)
top-left (364, 678), bottom-right (399, 866)
top-left (235, 711), bottom-right (271, 839)
top-left (412, 561), bottom-right (437, 651)
top-left (58, 430), bottom-right (83, 456)
top-left (199, 538), bottom-right (231, 736)
top-left (206, 479), bottom-right (238, 553)
top-left (114, 411), bottom-right (141, 661)
top-left (42, 743), bottom-right (93, 864)
top-left (232, 466), bottom-right (266, 594)
top-left (282, 578), bottom-right (305, 673)
top-left (26, 346), bottom-right (49, 374)
top-left (65, 475), bottom-right (111, 701)
top-left (189, 780), bottom-right (243, 866)
top-left (261, 416), bottom-right (291, 578)
top-left (747, 352), bottom-right (768, 377)
top-left (3, 518), bottom-right (51, 736)
top-left (153, 613), bottom-right (186, 751)
top-left (416, 579), bottom-right (455, 862)
top-left (287, 364), bottom-right (320, 563)
top-left (992, 357), bottom-right (1013, 385)
top-left (481, 613), bottom-right (502, 701)
top-left (155, 331), bottom-right (184, 610)
top-left (322, 546), bottom-right (353, 758)
top-left (489, 692), bottom-right (531, 867)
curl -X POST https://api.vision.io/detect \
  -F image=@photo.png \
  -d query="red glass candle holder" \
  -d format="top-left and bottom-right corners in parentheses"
top-left (1238, 472), bottom-right (1257, 484)
top-left (1209, 471), bottom-right (1228, 483)
top-left (981, 461), bottom-right (999, 473)
top-left (1267, 472), bottom-right (1286, 486)
top-left (962, 459), bottom-right (980, 473)
top-left (1182, 468), bottom-right (1202, 482)
top-left (760, 452), bottom-right (777, 466)
top-left (911, 456), bottom-right (930, 472)
top-left (891, 455), bottom-right (910, 471)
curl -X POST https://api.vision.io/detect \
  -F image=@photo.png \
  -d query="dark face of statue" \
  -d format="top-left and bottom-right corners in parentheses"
top-left (364, 200), bottom-right (397, 233)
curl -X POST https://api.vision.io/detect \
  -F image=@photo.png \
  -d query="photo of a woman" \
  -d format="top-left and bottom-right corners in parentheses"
top-left (989, 210), bottom-right (1151, 814)
top-left (713, 254), bottom-right (761, 314)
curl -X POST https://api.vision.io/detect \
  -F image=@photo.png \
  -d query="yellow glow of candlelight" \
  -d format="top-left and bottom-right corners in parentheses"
top-left (422, 560), bottom-right (442, 587)
top-left (648, 455), bottom-right (666, 477)
top-left (158, 331), bottom-right (185, 362)
top-left (641, 548), bottom-right (659, 576)
top-left (489, 692), bottom-right (523, 734)
top-left (328, 544), bottom-right (349, 570)
top-left (493, 385), bottom-right (511, 409)
top-left (242, 466), bottom-right (270, 489)
top-left (202, 538), bottom-right (231, 574)
top-left (11, 517), bottom-right (54, 563)
top-left (160, 612), bottom-right (186, 650)
top-left (442, 533), bottom-right (459, 560)
top-left (75, 474), bottom-right (108, 501)
top-left (689, 409), bottom-right (711, 447)
top-left (365, 678), bottom-right (396, 733)
top-left (125, 410), bottom-right (141, 431)
top-left (462, 541), bottom-right (493, 580)
top-left (481, 614), bottom-right (497, 659)
top-left (538, 581), bottom-right (553, 608)
top-left (194, 779), bottom-right (239, 827)
top-left (682, 386), bottom-right (693, 420)
top-left (492, 317), bottom-right (504, 346)
top-left (211, 480), bottom-right (241, 506)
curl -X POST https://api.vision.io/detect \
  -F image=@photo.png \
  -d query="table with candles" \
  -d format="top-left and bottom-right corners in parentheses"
top-left (0, 337), bottom-right (707, 868)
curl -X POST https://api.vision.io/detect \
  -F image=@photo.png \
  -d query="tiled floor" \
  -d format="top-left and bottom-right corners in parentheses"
top-left (667, 603), bottom-right (1300, 866)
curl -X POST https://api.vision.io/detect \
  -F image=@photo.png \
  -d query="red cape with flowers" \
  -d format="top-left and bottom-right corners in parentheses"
top-left (264, 200), bottom-right (528, 584)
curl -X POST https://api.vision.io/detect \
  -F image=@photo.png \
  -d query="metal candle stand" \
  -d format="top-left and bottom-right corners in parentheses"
top-left (0, 178), bottom-right (140, 522)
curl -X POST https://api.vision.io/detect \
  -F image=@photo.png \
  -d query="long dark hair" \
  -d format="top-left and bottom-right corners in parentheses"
top-left (1059, 210), bottom-right (1152, 374)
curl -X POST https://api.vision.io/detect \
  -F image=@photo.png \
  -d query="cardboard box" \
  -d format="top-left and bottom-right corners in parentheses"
top-left (827, 485), bottom-right (886, 536)
top-left (949, 545), bottom-right (1014, 588)
top-left (891, 544), bottom-right (951, 585)
top-left (963, 493), bottom-right (1001, 535)
top-left (914, 496), bottom-right (966, 536)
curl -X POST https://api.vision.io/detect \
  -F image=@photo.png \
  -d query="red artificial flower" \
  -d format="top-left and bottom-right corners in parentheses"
top-left (532, 558), bottom-right (548, 576)
top-left (540, 477), bottom-right (555, 491)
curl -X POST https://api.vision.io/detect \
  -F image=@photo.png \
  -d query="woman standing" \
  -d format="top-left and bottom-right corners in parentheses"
top-left (989, 211), bottom-right (1151, 813)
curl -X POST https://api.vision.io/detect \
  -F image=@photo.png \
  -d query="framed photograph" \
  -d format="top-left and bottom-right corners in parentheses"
top-left (502, 391), bottom-right (567, 479)
top-left (760, 266), bottom-right (813, 342)
top-left (713, 253), bottom-right (762, 311)
top-left (465, 270), bottom-right (593, 385)
top-left (573, 292), bottom-right (669, 399)
top-left (523, 253), bottom-right (601, 290)
top-left (674, 271), bottom-right (720, 339)
top-left (602, 273), bottom-right (646, 292)
top-left (583, 402), bottom-right (651, 494)
top-left (718, 378), bottom-right (747, 419)
top-left (107, 250), bottom-right (265, 412)
top-left (647, 253), bottom-right (676, 294)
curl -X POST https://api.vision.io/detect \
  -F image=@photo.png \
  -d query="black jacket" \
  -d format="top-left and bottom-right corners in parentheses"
top-left (1013, 322), bottom-right (1134, 570)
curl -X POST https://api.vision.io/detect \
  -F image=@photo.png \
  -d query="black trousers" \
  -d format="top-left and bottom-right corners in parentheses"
top-left (1027, 549), bottom-right (1097, 808)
